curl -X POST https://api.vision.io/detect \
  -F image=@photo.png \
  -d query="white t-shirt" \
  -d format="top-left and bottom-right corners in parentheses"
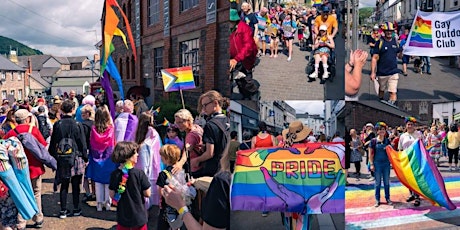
top-left (398, 131), bottom-right (421, 150)
top-left (332, 137), bottom-right (345, 143)
top-left (307, 135), bottom-right (317, 143)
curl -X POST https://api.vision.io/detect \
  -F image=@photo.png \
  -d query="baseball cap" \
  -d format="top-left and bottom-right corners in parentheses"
top-left (14, 109), bottom-right (33, 121)
top-left (365, 123), bottom-right (374, 128)
top-left (319, 24), bottom-right (328, 31)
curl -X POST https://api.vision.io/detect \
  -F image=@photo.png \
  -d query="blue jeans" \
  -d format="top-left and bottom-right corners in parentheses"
top-left (374, 162), bottom-right (390, 202)
top-left (422, 56), bottom-right (431, 73)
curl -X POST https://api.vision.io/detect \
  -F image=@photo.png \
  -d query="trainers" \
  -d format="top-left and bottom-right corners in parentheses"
top-left (97, 202), bottom-right (103, 212)
top-left (261, 211), bottom-right (269, 217)
top-left (59, 210), bottom-right (70, 219)
top-left (374, 202), bottom-right (380, 207)
top-left (274, 54), bottom-right (278, 58)
top-left (309, 71), bottom-right (318, 78)
top-left (287, 56), bottom-right (291, 62)
top-left (322, 72), bottom-right (329, 79)
top-left (104, 202), bottom-right (112, 211)
top-left (33, 220), bottom-right (44, 228)
top-left (386, 199), bottom-right (393, 205)
top-left (73, 208), bottom-right (82, 216)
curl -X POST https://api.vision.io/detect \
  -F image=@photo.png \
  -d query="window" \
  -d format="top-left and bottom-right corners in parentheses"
top-left (153, 47), bottom-right (163, 86)
top-left (179, 38), bottom-right (200, 87)
top-left (180, 0), bottom-right (198, 12)
top-left (403, 102), bottom-right (412, 111)
top-left (18, 72), bottom-right (22, 80)
top-left (419, 101), bottom-right (429, 114)
top-left (126, 57), bottom-right (131, 79)
top-left (1, 71), bottom-right (5, 80)
top-left (10, 90), bottom-right (14, 98)
top-left (119, 58), bottom-right (123, 79)
top-left (18, 89), bottom-right (22, 100)
top-left (148, 0), bottom-right (160, 25)
top-left (11, 72), bottom-right (14, 81)
top-left (1, 91), bottom-right (6, 99)
top-left (131, 55), bottom-right (135, 80)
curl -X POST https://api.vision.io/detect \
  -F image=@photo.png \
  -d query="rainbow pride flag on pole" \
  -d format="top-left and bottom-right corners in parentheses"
top-left (100, 0), bottom-right (136, 117)
top-left (161, 66), bottom-right (196, 92)
top-left (231, 143), bottom-right (345, 214)
top-left (385, 139), bottom-right (456, 210)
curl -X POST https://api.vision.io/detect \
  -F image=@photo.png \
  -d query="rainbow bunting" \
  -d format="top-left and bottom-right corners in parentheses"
top-left (162, 118), bottom-right (170, 127)
top-left (161, 66), bottom-right (196, 92)
top-left (385, 139), bottom-right (456, 210)
top-left (100, 0), bottom-right (137, 117)
top-left (231, 143), bottom-right (346, 214)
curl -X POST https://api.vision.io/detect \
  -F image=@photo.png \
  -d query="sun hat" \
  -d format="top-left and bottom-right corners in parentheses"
top-left (282, 120), bottom-right (312, 143)
top-left (365, 123), bottom-right (374, 128)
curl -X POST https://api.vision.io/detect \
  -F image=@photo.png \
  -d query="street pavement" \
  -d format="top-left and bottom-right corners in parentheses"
top-left (346, 157), bottom-right (460, 229)
top-left (31, 169), bottom-right (344, 229)
top-left (354, 39), bottom-right (460, 101)
top-left (231, 33), bottom-right (346, 101)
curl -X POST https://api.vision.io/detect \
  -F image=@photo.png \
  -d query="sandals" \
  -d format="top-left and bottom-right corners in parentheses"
top-left (406, 196), bottom-right (415, 202)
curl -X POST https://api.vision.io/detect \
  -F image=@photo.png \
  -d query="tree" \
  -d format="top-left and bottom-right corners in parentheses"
top-left (359, 7), bottom-right (373, 25)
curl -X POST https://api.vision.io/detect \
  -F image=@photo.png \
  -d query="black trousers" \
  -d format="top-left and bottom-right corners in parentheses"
top-left (60, 175), bottom-right (83, 211)
top-left (448, 147), bottom-right (459, 164)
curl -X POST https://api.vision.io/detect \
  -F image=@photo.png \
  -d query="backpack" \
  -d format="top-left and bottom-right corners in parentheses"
top-left (56, 122), bottom-right (79, 168)
top-left (12, 126), bottom-right (57, 170)
top-left (37, 116), bottom-right (50, 139)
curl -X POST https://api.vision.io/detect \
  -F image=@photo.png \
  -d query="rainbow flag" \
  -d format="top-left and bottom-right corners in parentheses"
top-left (408, 16), bottom-right (433, 48)
top-left (162, 118), bottom-right (170, 127)
top-left (100, 0), bottom-right (136, 117)
top-left (231, 143), bottom-right (345, 214)
top-left (161, 66), bottom-right (196, 92)
top-left (385, 139), bottom-right (456, 210)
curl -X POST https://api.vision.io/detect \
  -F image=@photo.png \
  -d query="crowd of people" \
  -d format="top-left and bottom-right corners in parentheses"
top-left (345, 117), bottom-right (460, 207)
top-left (229, 0), bottom-right (340, 97)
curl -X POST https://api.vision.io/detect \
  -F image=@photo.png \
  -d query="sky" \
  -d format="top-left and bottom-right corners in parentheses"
top-left (359, 0), bottom-right (376, 8)
top-left (0, 0), bottom-right (104, 58)
top-left (285, 100), bottom-right (324, 116)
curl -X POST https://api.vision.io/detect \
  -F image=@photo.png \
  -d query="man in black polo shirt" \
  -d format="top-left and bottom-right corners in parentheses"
top-left (191, 90), bottom-right (229, 177)
top-left (370, 21), bottom-right (403, 105)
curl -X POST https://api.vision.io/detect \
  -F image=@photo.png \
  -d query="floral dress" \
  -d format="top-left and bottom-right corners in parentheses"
top-left (426, 133), bottom-right (442, 159)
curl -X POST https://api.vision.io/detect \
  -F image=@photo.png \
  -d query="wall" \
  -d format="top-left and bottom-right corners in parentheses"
top-left (0, 71), bottom-right (25, 101)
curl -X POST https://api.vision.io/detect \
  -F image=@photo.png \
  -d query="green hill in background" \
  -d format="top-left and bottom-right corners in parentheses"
top-left (0, 36), bottom-right (43, 56)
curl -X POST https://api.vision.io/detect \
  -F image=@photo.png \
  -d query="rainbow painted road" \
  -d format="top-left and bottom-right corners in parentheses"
top-left (346, 175), bottom-right (460, 229)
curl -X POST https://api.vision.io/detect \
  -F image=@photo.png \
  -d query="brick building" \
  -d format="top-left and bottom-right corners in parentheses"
top-left (342, 101), bottom-right (413, 131)
top-left (0, 53), bottom-right (26, 101)
top-left (111, 0), bottom-right (230, 108)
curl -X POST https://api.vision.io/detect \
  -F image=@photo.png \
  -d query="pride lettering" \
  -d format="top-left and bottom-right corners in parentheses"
top-left (271, 160), bottom-right (337, 179)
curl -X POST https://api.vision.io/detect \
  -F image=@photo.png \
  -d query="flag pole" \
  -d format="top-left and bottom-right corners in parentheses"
top-left (179, 89), bottom-right (185, 109)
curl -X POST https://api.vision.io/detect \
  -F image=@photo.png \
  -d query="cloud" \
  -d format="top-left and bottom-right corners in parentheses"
top-left (285, 100), bottom-right (324, 116)
top-left (0, 0), bottom-right (104, 57)
top-left (359, 0), bottom-right (376, 8)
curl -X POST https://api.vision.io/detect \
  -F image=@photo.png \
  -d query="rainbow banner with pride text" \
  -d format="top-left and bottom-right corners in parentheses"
top-left (231, 143), bottom-right (345, 214)
top-left (403, 10), bottom-right (460, 56)
top-left (386, 139), bottom-right (456, 210)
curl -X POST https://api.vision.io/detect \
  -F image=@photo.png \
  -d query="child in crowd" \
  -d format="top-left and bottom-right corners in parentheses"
top-left (164, 125), bottom-right (184, 150)
top-left (157, 144), bottom-right (196, 230)
top-left (109, 142), bottom-right (151, 230)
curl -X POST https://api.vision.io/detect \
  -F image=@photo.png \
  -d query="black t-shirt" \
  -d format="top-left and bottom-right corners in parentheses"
top-left (156, 166), bottom-right (173, 209)
top-left (201, 171), bottom-right (232, 229)
top-left (373, 38), bottom-right (402, 76)
top-left (202, 114), bottom-right (229, 176)
top-left (364, 132), bottom-right (376, 149)
top-left (109, 168), bottom-right (151, 227)
top-left (241, 12), bottom-right (258, 35)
